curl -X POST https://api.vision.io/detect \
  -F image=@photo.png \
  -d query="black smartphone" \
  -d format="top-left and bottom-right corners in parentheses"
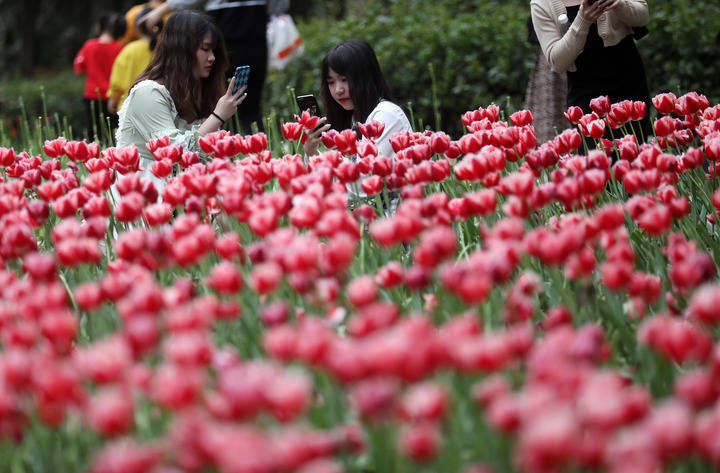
top-left (232, 65), bottom-right (250, 95)
top-left (296, 94), bottom-right (321, 116)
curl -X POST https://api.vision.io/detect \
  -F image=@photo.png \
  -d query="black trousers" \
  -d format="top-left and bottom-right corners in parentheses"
top-left (225, 37), bottom-right (268, 134)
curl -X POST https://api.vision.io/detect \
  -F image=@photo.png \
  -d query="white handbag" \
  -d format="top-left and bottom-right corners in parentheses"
top-left (267, 14), bottom-right (305, 71)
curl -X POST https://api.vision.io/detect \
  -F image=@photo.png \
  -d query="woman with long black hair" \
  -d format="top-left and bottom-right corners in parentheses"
top-left (116, 10), bottom-right (246, 175)
top-left (303, 38), bottom-right (412, 158)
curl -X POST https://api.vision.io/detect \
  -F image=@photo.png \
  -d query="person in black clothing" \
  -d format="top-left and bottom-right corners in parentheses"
top-left (530, 0), bottom-right (651, 143)
top-left (142, 0), bottom-right (268, 134)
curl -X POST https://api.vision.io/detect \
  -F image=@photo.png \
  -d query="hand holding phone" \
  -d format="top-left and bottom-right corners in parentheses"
top-left (233, 65), bottom-right (250, 95)
top-left (296, 94), bottom-right (321, 116)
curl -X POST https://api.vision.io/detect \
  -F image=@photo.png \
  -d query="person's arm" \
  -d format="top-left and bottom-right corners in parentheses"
top-left (612, 0), bottom-right (649, 27)
top-left (126, 80), bottom-right (245, 150)
top-left (73, 42), bottom-right (89, 75)
top-left (167, 0), bottom-right (206, 10)
top-left (142, 2), bottom-right (174, 29)
top-left (530, 0), bottom-right (592, 73)
top-left (197, 77), bottom-right (247, 136)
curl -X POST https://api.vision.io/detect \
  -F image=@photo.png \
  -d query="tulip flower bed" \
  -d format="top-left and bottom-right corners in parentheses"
top-left (0, 90), bottom-right (720, 473)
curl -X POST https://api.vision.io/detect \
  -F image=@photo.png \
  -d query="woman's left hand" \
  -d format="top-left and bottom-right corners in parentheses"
top-left (580, 0), bottom-right (619, 22)
top-left (213, 77), bottom-right (247, 122)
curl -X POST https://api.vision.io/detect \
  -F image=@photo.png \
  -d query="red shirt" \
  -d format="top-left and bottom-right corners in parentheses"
top-left (73, 39), bottom-right (124, 100)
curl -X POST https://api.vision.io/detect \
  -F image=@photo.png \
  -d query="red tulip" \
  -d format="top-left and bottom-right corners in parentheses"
top-left (589, 95), bottom-right (611, 116)
top-left (206, 261), bottom-right (243, 294)
top-left (358, 120), bottom-right (385, 139)
top-left (88, 440), bottom-right (163, 473)
top-left (509, 109), bottom-right (533, 127)
top-left (251, 262), bottom-right (283, 294)
top-left (151, 363), bottom-right (203, 409)
top-left (282, 122), bottom-right (304, 141)
top-left (347, 276), bottom-right (378, 308)
top-left (398, 382), bottom-right (447, 422)
top-left (429, 132), bottom-right (451, 155)
top-left (609, 100), bottom-right (633, 124)
top-left (244, 132), bottom-right (268, 154)
top-left (586, 118), bottom-right (606, 139)
top-left (22, 252), bottom-right (57, 281)
top-left (114, 192), bottom-right (145, 223)
top-left (652, 92), bottom-right (677, 115)
top-left (333, 129), bottom-right (358, 155)
top-left (356, 140), bottom-right (378, 158)
top-left (360, 175), bottom-right (383, 196)
top-left (113, 146), bottom-right (140, 173)
top-left (398, 422), bottom-right (441, 462)
top-left (654, 116), bottom-right (678, 137)
top-left (74, 282), bottom-right (104, 311)
top-left (86, 387), bottom-right (134, 436)
top-left (632, 100), bottom-right (647, 120)
top-left (151, 144), bottom-right (182, 163)
top-left (43, 137), bottom-right (68, 158)
top-left (564, 106), bottom-right (583, 124)
top-left (295, 110), bottom-right (320, 130)
top-left (688, 284), bottom-right (720, 325)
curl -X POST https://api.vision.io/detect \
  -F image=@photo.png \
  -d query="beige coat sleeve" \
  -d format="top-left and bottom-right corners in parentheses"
top-left (530, 0), bottom-right (593, 73)
top-left (612, 0), bottom-right (649, 27)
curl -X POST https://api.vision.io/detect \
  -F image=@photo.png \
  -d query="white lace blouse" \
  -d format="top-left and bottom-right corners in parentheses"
top-left (116, 80), bottom-right (203, 162)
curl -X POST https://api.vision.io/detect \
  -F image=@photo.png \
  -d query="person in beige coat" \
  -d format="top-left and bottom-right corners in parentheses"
top-left (530, 0), bottom-right (650, 140)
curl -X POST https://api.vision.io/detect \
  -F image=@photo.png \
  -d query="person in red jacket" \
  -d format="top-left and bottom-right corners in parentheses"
top-left (73, 12), bottom-right (126, 141)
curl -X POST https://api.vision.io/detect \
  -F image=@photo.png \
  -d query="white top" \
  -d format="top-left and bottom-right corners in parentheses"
top-left (347, 100), bottom-right (412, 204)
top-left (365, 99), bottom-right (412, 159)
top-left (116, 79), bottom-right (203, 163)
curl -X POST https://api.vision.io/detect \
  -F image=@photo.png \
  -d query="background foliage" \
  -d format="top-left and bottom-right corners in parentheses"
top-left (1, 0), bottom-right (720, 144)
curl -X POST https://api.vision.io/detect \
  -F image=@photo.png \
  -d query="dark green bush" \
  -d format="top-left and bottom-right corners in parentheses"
top-left (0, 70), bottom-right (87, 146)
top-left (642, 0), bottom-right (720, 102)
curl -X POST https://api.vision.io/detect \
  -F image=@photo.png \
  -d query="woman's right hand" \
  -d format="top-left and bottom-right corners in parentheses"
top-left (213, 77), bottom-right (247, 123)
top-left (580, 0), bottom-right (618, 22)
top-left (302, 115), bottom-right (331, 157)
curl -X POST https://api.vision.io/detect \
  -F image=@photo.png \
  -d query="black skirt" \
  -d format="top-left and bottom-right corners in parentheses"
top-left (565, 6), bottom-right (650, 112)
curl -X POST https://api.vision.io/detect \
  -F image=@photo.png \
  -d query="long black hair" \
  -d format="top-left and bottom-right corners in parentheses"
top-left (320, 39), bottom-right (393, 131)
top-left (98, 12), bottom-right (126, 40)
top-left (134, 10), bottom-right (228, 123)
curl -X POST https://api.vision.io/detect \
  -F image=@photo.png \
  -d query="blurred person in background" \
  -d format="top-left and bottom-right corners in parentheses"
top-left (107, 7), bottom-right (164, 114)
top-left (115, 11), bottom-right (246, 190)
top-left (530, 0), bottom-right (650, 140)
top-left (141, 0), bottom-right (269, 134)
top-left (73, 12), bottom-right (126, 140)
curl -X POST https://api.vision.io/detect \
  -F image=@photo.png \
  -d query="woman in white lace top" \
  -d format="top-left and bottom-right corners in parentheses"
top-left (116, 10), bottom-right (246, 180)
